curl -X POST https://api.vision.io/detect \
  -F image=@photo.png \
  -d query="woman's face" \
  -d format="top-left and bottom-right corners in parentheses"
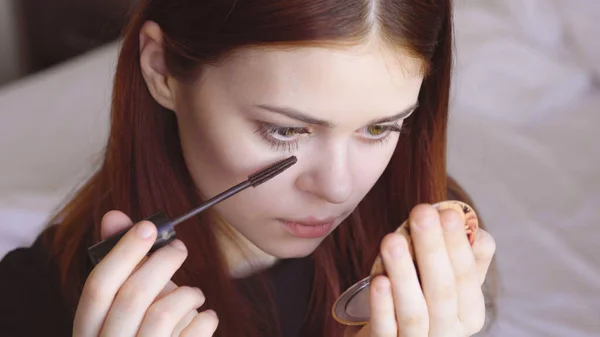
top-left (171, 42), bottom-right (424, 267)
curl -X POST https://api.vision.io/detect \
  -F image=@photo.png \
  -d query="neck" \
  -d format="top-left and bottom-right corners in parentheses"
top-left (213, 219), bottom-right (279, 278)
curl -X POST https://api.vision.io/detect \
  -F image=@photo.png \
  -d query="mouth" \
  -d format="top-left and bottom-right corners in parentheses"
top-left (278, 216), bottom-right (338, 239)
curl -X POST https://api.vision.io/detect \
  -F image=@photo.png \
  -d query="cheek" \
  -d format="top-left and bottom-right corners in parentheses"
top-left (176, 113), bottom-right (251, 195)
top-left (177, 111), bottom-right (294, 206)
top-left (352, 136), bottom-right (399, 188)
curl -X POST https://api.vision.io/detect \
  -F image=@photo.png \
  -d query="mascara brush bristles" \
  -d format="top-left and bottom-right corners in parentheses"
top-left (249, 155), bottom-right (297, 187)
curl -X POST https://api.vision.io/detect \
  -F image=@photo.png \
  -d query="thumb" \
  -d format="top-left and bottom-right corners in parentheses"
top-left (100, 210), bottom-right (134, 240)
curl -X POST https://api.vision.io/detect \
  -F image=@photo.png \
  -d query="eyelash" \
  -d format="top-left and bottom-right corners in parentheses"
top-left (254, 122), bottom-right (406, 153)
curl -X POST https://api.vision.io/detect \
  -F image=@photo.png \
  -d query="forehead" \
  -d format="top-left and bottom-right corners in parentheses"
top-left (201, 43), bottom-right (425, 122)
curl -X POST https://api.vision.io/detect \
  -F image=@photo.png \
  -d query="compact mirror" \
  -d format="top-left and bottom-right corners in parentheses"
top-left (332, 200), bottom-right (479, 326)
top-left (332, 275), bottom-right (372, 325)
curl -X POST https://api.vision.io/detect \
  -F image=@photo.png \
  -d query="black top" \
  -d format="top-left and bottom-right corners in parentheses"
top-left (0, 226), bottom-right (315, 337)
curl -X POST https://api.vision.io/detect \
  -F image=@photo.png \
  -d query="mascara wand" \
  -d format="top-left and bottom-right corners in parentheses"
top-left (87, 155), bottom-right (298, 265)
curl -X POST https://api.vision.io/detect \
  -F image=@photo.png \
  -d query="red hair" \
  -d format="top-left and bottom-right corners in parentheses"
top-left (46, 0), bottom-right (495, 336)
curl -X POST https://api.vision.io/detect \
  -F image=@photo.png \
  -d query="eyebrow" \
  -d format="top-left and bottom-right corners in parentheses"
top-left (255, 102), bottom-right (419, 127)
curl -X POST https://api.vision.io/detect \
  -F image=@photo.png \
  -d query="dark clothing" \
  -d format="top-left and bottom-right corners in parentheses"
top-left (0, 226), bottom-right (314, 337)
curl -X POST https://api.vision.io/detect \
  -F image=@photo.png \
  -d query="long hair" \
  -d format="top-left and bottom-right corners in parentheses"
top-left (46, 0), bottom-right (495, 336)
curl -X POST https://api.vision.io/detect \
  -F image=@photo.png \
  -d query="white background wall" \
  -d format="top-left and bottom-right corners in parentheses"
top-left (0, 0), bottom-right (25, 87)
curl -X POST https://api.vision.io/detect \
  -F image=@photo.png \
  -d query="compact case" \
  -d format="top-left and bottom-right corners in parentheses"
top-left (332, 200), bottom-right (480, 326)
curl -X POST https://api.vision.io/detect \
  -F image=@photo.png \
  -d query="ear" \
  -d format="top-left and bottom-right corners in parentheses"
top-left (139, 21), bottom-right (177, 111)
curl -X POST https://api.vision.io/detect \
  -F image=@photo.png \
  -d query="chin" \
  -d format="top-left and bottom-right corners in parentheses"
top-left (264, 238), bottom-right (325, 259)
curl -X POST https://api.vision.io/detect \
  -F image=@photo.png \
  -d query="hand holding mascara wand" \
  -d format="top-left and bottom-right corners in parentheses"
top-left (87, 155), bottom-right (297, 265)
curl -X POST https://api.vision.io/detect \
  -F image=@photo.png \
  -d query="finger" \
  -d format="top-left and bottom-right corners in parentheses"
top-left (137, 286), bottom-right (206, 337)
top-left (100, 210), bottom-right (134, 240)
top-left (74, 217), bottom-right (157, 337)
top-left (179, 309), bottom-right (219, 337)
top-left (99, 239), bottom-right (188, 337)
top-left (408, 204), bottom-right (458, 330)
top-left (471, 229), bottom-right (496, 285)
top-left (154, 280), bottom-right (179, 302)
top-left (367, 275), bottom-right (398, 336)
top-left (439, 209), bottom-right (485, 333)
top-left (100, 211), bottom-right (152, 275)
top-left (172, 311), bottom-right (199, 337)
top-left (381, 233), bottom-right (428, 336)
top-left (152, 281), bottom-right (198, 336)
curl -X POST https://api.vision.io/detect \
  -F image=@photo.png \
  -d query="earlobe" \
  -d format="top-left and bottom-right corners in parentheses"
top-left (139, 21), bottom-right (177, 111)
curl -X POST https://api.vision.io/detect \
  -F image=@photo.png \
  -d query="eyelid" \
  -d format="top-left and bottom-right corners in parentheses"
top-left (259, 121), bottom-right (310, 130)
top-left (375, 113), bottom-right (413, 126)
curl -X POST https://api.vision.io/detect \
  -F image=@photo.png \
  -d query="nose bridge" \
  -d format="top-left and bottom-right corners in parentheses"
top-left (298, 142), bottom-right (353, 204)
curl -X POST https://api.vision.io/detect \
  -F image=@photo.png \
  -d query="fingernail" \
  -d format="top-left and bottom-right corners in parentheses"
top-left (206, 309), bottom-right (218, 317)
top-left (169, 239), bottom-right (187, 252)
top-left (136, 221), bottom-right (155, 239)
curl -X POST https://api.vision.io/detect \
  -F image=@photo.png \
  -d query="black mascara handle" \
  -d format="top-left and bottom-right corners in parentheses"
top-left (87, 212), bottom-right (177, 266)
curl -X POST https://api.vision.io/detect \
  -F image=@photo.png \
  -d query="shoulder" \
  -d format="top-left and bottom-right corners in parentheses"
top-left (0, 226), bottom-right (73, 336)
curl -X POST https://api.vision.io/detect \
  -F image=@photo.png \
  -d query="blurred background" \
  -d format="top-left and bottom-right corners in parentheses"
top-left (0, 0), bottom-right (131, 86)
top-left (0, 0), bottom-right (598, 336)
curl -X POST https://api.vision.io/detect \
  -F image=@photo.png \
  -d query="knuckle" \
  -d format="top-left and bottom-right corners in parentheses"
top-left (82, 276), bottom-right (111, 303)
top-left (114, 282), bottom-right (147, 311)
top-left (146, 304), bottom-right (174, 327)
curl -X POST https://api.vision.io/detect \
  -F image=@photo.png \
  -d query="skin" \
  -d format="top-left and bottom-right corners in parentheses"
top-left (72, 21), bottom-right (496, 337)
top-left (145, 23), bottom-right (423, 276)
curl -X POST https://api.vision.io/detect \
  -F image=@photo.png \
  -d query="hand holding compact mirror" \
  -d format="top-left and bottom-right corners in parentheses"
top-left (331, 200), bottom-right (480, 326)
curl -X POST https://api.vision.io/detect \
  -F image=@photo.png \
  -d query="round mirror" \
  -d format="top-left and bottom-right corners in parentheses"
top-left (332, 276), bottom-right (372, 325)
top-left (332, 200), bottom-right (479, 326)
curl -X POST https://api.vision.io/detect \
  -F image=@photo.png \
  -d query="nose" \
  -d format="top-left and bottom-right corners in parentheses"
top-left (295, 147), bottom-right (353, 204)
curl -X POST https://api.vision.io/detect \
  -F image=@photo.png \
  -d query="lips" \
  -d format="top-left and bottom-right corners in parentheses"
top-left (278, 216), bottom-right (338, 239)
top-left (280, 217), bottom-right (337, 227)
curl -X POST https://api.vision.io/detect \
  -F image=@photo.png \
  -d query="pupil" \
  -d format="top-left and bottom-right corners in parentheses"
top-left (279, 128), bottom-right (295, 137)
top-left (369, 125), bottom-right (385, 135)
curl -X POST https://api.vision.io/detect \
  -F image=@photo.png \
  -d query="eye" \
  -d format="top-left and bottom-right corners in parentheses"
top-left (254, 120), bottom-right (406, 153)
top-left (366, 125), bottom-right (388, 136)
top-left (360, 123), bottom-right (403, 140)
top-left (270, 126), bottom-right (308, 140)
top-left (255, 123), bottom-right (311, 152)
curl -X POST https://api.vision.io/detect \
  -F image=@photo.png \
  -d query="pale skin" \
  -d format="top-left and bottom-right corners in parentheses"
top-left (72, 21), bottom-right (496, 336)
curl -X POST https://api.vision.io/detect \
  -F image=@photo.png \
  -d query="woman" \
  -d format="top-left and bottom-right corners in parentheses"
top-left (0, 0), bottom-right (497, 336)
